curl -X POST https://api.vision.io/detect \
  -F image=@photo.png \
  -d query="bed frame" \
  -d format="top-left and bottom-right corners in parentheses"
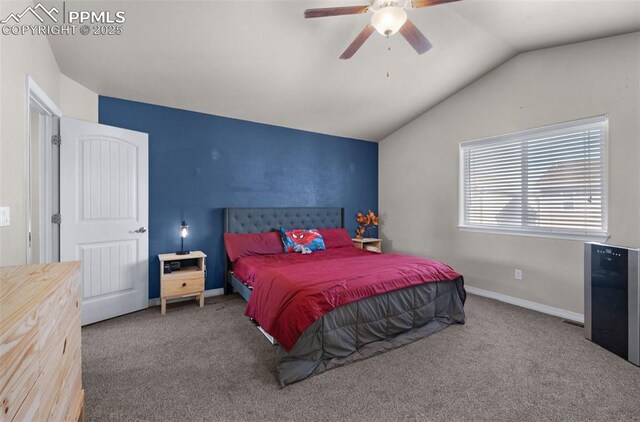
top-left (223, 207), bottom-right (344, 298)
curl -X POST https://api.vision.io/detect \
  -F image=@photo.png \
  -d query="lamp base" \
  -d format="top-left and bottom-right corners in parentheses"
top-left (175, 250), bottom-right (190, 255)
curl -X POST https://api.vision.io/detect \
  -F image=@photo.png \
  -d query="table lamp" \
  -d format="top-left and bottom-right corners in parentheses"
top-left (176, 220), bottom-right (190, 255)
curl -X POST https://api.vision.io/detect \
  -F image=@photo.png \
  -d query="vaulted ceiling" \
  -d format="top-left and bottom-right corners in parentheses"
top-left (48, 0), bottom-right (640, 141)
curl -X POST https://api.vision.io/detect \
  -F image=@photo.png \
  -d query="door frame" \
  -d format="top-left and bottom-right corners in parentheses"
top-left (25, 75), bottom-right (61, 264)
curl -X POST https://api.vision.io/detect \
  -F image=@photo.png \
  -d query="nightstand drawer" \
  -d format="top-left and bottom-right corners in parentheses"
top-left (161, 274), bottom-right (203, 297)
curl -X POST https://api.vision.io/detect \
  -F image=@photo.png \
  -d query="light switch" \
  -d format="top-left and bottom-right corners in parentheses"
top-left (0, 207), bottom-right (10, 226)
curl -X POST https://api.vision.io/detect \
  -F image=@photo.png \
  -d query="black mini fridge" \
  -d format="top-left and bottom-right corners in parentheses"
top-left (585, 243), bottom-right (640, 366)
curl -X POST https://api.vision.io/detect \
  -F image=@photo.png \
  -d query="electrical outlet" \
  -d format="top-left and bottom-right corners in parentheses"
top-left (515, 269), bottom-right (523, 280)
top-left (0, 207), bottom-right (9, 227)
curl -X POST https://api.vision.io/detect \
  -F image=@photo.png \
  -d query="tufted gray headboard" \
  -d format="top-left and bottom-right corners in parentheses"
top-left (223, 207), bottom-right (344, 295)
top-left (224, 207), bottom-right (344, 234)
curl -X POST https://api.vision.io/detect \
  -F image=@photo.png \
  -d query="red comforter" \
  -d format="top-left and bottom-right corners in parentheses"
top-left (240, 248), bottom-right (462, 351)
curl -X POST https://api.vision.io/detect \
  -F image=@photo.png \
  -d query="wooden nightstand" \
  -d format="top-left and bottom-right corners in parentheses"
top-left (352, 238), bottom-right (382, 253)
top-left (158, 251), bottom-right (206, 314)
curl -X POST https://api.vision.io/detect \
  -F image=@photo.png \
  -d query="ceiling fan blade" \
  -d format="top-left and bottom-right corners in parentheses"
top-left (399, 19), bottom-right (433, 54)
top-left (304, 5), bottom-right (369, 18)
top-left (340, 24), bottom-right (375, 60)
top-left (411, 0), bottom-right (461, 8)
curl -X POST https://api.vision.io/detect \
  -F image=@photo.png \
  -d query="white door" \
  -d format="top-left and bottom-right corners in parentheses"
top-left (60, 118), bottom-right (149, 326)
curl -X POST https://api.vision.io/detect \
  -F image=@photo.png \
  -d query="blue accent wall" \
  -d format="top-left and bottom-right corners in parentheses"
top-left (99, 96), bottom-right (378, 299)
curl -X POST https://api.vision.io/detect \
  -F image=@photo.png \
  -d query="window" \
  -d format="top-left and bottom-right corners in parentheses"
top-left (459, 116), bottom-right (607, 240)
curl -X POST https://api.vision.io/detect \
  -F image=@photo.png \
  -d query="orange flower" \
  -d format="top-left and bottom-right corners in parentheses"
top-left (357, 212), bottom-right (371, 225)
top-left (355, 210), bottom-right (380, 238)
top-left (367, 210), bottom-right (379, 226)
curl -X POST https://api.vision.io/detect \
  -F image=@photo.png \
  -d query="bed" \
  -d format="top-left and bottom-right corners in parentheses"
top-left (224, 207), bottom-right (466, 386)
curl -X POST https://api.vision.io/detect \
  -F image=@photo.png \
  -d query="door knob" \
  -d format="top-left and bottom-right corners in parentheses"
top-left (134, 227), bottom-right (147, 233)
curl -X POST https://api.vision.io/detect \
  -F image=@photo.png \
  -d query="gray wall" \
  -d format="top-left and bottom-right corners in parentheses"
top-left (379, 32), bottom-right (640, 315)
top-left (0, 0), bottom-right (98, 266)
top-left (0, 0), bottom-right (61, 266)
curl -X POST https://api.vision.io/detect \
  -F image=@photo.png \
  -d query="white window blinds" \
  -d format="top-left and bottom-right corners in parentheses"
top-left (459, 116), bottom-right (607, 239)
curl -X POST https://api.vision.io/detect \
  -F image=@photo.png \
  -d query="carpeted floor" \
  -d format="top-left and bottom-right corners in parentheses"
top-left (82, 294), bottom-right (640, 421)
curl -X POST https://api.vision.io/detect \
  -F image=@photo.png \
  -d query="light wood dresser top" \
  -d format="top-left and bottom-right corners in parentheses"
top-left (0, 261), bottom-right (81, 335)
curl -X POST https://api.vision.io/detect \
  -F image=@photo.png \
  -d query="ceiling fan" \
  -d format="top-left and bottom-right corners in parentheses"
top-left (305, 0), bottom-right (460, 59)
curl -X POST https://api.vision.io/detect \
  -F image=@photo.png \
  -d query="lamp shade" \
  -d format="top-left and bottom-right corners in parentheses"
top-left (177, 220), bottom-right (190, 254)
top-left (180, 221), bottom-right (189, 238)
top-left (371, 6), bottom-right (407, 37)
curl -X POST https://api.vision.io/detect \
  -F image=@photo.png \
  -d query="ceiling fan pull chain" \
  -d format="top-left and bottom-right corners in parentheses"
top-left (387, 45), bottom-right (391, 78)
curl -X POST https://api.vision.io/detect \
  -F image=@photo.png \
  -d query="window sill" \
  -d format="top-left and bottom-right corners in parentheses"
top-left (458, 225), bottom-right (609, 242)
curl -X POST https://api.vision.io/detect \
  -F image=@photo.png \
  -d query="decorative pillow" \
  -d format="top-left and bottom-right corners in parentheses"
top-left (223, 231), bottom-right (283, 263)
top-left (280, 228), bottom-right (326, 254)
top-left (318, 228), bottom-right (353, 249)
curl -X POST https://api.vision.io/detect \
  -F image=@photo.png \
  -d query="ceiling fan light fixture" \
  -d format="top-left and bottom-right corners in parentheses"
top-left (371, 6), bottom-right (407, 37)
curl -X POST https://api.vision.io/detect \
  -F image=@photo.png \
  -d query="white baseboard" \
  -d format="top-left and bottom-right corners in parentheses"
top-left (465, 285), bottom-right (584, 323)
top-left (148, 288), bottom-right (224, 307)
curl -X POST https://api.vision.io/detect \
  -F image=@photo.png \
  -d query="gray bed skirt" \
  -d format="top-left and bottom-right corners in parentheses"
top-left (275, 277), bottom-right (466, 386)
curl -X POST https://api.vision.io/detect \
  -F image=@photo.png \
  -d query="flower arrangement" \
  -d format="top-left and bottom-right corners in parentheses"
top-left (355, 210), bottom-right (379, 239)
